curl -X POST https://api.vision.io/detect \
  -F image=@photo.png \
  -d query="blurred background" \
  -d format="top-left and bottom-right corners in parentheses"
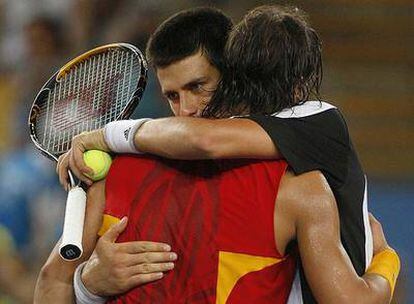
top-left (0, 0), bottom-right (412, 303)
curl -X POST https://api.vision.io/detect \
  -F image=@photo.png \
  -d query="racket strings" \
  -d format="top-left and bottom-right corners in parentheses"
top-left (35, 49), bottom-right (141, 155)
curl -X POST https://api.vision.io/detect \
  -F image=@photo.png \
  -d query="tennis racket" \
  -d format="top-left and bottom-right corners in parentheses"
top-left (28, 43), bottom-right (147, 260)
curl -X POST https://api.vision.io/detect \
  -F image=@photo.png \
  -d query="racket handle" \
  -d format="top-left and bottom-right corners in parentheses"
top-left (59, 186), bottom-right (87, 261)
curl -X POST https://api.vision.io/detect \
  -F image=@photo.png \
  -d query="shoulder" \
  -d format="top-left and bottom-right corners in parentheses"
top-left (279, 169), bottom-right (337, 220)
top-left (281, 170), bottom-right (332, 198)
top-left (272, 100), bottom-right (337, 118)
top-left (249, 101), bottom-right (349, 138)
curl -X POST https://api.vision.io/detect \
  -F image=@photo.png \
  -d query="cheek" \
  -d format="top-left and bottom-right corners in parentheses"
top-left (199, 95), bottom-right (212, 110)
top-left (190, 91), bottom-right (212, 109)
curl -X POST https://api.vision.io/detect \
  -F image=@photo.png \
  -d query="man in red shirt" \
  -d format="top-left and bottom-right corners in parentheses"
top-left (77, 154), bottom-right (392, 304)
top-left (101, 156), bottom-right (297, 303)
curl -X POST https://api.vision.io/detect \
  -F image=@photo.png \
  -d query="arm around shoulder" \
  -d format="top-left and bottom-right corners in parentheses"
top-left (135, 117), bottom-right (280, 159)
top-left (288, 171), bottom-right (394, 304)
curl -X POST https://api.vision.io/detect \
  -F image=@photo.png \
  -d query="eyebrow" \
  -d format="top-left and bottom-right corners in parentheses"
top-left (182, 77), bottom-right (208, 90)
top-left (162, 77), bottom-right (209, 96)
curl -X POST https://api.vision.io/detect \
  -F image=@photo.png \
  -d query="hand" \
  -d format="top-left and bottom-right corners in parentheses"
top-left (81, 217), bottom-right (176, 297)
top-left (56, 129), bottom-right (109, 189)
top-left (369, 213), bottom-right (390, 255)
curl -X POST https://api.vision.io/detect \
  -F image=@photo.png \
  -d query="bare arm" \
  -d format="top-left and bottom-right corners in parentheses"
top-left (34, 241), bottom-right (81, 304)
top-left (287, 172), bottom-right (391, 304)
top-left (57, 117), bottom-right (279, 187)
top-left (135, 117), bottom-right (279, 159)
top-left (34, 180), bottom-right (106, 304)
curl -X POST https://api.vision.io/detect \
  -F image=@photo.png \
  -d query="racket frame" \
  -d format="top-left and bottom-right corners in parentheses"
top-left (29, 42), bottom-right (147, 162)
top-left (28, 43), bottom-right (147, 260)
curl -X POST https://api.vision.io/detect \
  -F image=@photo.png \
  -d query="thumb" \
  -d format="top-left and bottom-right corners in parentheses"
top-left (102, 217), bottom-right (128, 242)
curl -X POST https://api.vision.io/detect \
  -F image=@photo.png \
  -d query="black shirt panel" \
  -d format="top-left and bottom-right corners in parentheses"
top-left (247, 103), bottom-right (368, 304)
top-left (249, 108), bottom-right (350, 188)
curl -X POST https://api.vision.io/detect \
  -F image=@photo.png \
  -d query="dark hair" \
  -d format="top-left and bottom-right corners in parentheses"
top-left (146, 7), bottom-right (233, 71)
top-left (203, 5), bottom-right (323, 118)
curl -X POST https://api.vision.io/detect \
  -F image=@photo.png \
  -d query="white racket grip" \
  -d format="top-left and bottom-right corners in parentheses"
top-left (59, 186), bottom-right (87, 261)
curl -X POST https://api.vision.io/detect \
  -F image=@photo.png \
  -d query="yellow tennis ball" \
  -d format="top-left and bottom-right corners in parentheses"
top-left (83, 150), bottom-right (112, 181)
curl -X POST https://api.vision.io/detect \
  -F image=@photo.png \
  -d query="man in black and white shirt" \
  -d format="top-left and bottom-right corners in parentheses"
top-left (250, 101), bottom-right (372, 302)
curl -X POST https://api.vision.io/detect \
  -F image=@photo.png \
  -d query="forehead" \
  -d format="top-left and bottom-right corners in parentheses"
top-left (156, 52), bottom-right (220, 92)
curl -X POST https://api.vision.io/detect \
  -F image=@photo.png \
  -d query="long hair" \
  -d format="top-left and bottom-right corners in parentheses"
top-left (203, 5), bottom-right (323, 118)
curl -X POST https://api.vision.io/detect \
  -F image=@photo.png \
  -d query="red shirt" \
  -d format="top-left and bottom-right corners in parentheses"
top-left (102, 155), bottom-right (296, 304)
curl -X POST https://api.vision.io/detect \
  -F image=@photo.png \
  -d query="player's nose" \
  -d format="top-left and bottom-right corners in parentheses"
top-left (180, 107), bottom-right (198, 117)
top-left (179, 96), bottom-right (199, 117)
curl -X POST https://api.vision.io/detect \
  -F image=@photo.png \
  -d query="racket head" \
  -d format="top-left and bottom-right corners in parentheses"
top-left (28, 43), bottom-right (147, 161)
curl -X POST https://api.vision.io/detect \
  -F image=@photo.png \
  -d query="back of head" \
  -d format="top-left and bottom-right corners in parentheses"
top-left (146, 7), bottom-right (233, 72)
top-left (203, 5), bottom-right (323, 118)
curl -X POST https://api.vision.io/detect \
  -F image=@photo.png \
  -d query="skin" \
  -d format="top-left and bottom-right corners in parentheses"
top-left (276, 170), bottom-right (390, 304)
top-left (41, 53), bottom-right (396, 302)
top-left (81, 217), bottom-right (177, 296)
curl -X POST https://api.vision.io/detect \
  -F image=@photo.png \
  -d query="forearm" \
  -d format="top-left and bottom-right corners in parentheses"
top-left (300, 228), bottom-right (394, 304)
top-left (359, 274), bottom-right (391, 304)
top-left (293, 173), bottom-right (396, 304)
top-left (326, 272), bottom-right (390, 304)
top-left (358, 247), bottom-right (400, 304)
top-left (34, 182), bottom-right (103, 304)
top-left (34, 242), bottom-right (80, 304)
top-left (135, 117), bottom-right (278, 159)
top-left (302, 243), bottom-right (391, 304)
top-left (34, 274), bottom-right (74, 304)
top-left (135, 117), bottom-right (211, 159)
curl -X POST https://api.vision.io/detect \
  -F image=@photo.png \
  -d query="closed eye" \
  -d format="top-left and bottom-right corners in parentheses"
top-left (189, 82), bottom-right (204, 91)
top-left (184, 78), bottom-right (209, 92)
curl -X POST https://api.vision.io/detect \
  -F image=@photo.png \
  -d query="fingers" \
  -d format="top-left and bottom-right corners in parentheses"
top-left (102, 217), bottom-right (129, 242)
top-left (119, 241), bottom-right (172, 254)
top-left (73, 137), bottom-right (94, 178)
top-left (57, 153), bottom-right (70, 191)
top-left (127, 251), bottom-right (178, 266)
top-left (368, 212), bottom-right (383, 232)
top-left (369, 212), bottom-right (379, 225)
top-left (129, 262), bottom-right (175, 275)
top-left (56, 129), bottom-right (110, 189)
top-left (117, 239), bottom-right (177, 266)
top-left (74, 129), bottom-right (111, 178)
top-left (127, 272), bottom-right (164, 287)
top-left (368, 212), bottom-right (390, 254)
top-left (68, 142), bottom-right (93, 186)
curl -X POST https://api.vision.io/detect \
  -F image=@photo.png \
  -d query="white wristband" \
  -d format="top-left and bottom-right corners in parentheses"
top-left (74, 262), bottom-right (107, 304)
top-left (104, 119), bottom-right (152, 153)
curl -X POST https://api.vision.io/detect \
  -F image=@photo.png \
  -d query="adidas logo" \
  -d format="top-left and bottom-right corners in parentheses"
top-left (124, 127), bottom-right (131, 140)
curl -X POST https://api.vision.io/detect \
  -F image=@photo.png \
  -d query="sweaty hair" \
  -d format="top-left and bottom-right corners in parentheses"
top-left (146, 7), bottom-right (233, 71)
top-left (203, 5), bottom-right (323, 118)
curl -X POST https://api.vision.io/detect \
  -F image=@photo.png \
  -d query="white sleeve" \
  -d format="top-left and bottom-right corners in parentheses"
top-left (73, 262), bottom-right (107, 304)
top-left (104, 119), bottom-right (152, 153)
